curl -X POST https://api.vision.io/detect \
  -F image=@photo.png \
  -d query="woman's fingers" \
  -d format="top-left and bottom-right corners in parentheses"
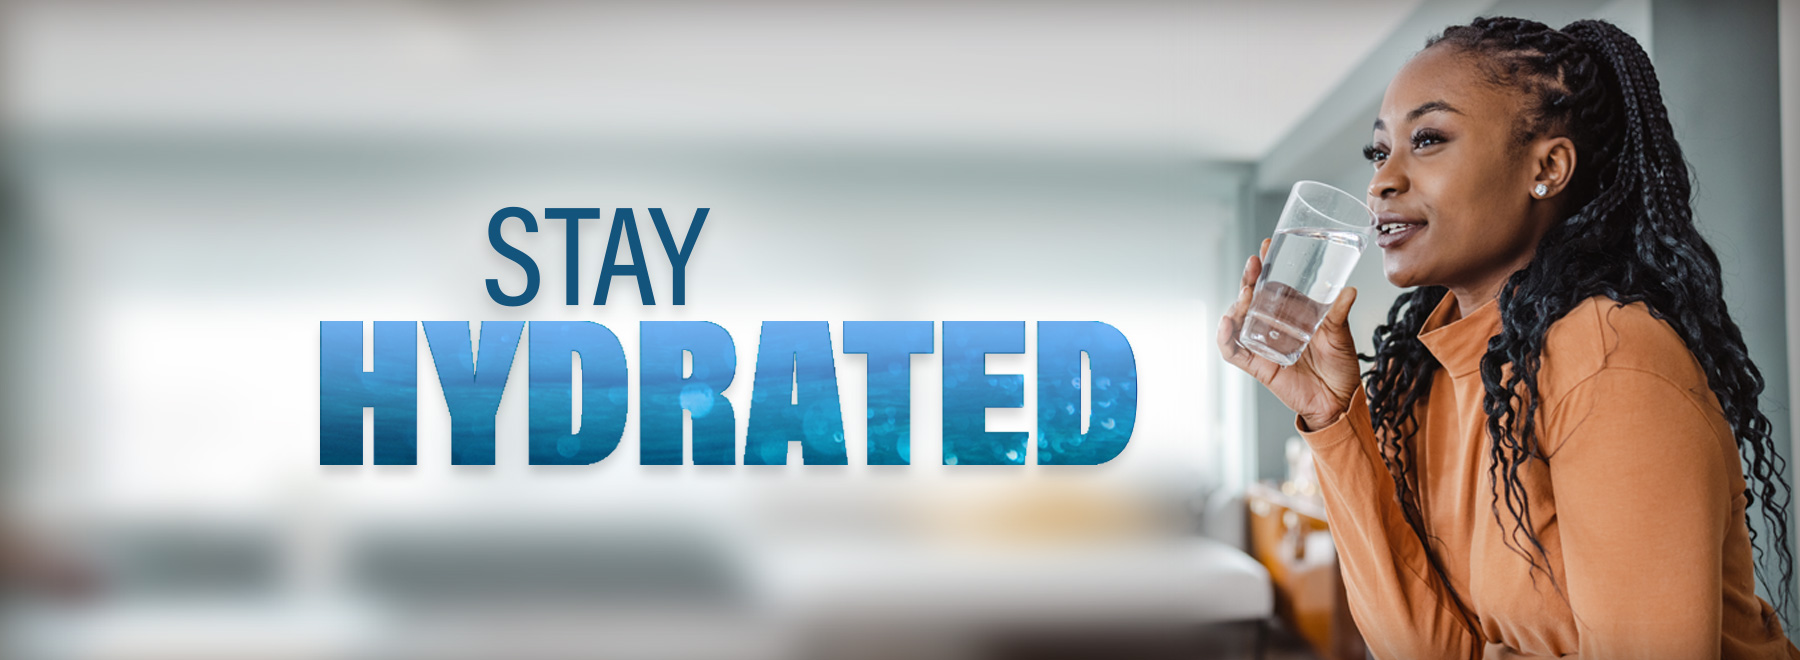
top-left (1325, 286), bottom-right (1357, 330)
top-left (1217, 311), bottom-right (1264, 377)
top-left (1217, 314), bottom-right (1278, 383)
top-left (1218, 260), bottom-right (1254, 356)
top-left (1219, 243), bottom-right (1359, 425)
top-left (1228, 255), bottom-right (1260, 317)
top-left (1216, 311), bottom-right (1245, 364)
top-left (1308, 287), bottom-right (1358, 355)
top-left (1306, 288), bottom-right (1362, 397)
top-left (1218, 255), bottom-right (1263, 373)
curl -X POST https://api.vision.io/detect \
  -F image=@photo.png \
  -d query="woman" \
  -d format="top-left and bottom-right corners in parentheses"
top-left (1216, 17), bottom-right (1800, 660)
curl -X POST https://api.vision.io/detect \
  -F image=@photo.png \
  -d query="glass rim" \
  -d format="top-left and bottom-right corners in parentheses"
top-left (1289, 180), bottom-right (1373, 232)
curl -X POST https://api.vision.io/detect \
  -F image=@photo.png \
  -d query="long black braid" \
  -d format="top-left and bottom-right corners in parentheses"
top-left (1361, 16), bottom-right (1796, 634)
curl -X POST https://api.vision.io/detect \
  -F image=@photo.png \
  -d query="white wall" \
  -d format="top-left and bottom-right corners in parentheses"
top-left (1779, 0), bottom-right (1800, 607)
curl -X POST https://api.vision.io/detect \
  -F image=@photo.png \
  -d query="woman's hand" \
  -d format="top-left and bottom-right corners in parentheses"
top-left (1216, 238), bottom-right (1364, 431)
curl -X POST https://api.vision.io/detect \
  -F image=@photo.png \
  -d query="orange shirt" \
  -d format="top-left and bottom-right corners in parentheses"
top-left (1298, 293), bottom-right (1800, 659)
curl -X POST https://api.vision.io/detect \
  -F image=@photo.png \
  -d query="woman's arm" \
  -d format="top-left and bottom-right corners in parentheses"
top-left (1300, 384), bottom-right (1483, 660)
top-left (1545, 367), bottom-right (1731, 659)
top-left (1217, 240), bottom-right (1472, 656)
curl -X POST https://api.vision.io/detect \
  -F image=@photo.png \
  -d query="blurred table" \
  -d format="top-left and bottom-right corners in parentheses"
top-left (1246, 481), bottom-right (1365, 660)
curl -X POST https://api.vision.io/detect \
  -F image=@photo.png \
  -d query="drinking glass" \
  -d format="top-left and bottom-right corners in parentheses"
top-left (1236, 181), bottom-right (1373, 366)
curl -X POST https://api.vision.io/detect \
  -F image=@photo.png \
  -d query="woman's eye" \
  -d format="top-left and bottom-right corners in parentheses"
top-left (1362, 143), bottom-right (1388, 164)
top-left (1411, 130), bottom-right (1446, 149)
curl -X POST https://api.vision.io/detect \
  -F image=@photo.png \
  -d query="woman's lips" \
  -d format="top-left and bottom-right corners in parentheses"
top-left (1374, 213), bottom-right (1425, 249)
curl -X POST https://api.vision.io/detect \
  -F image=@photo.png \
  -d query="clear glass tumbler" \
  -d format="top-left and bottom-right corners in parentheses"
top-left (1236, 181), bottom-right (1373, 366)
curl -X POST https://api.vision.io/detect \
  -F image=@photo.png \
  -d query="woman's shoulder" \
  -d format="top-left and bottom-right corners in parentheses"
top-left (1538, 294), bottom-right (1709, 398)
top-left (1536, 295), bottom-right (1735, 462)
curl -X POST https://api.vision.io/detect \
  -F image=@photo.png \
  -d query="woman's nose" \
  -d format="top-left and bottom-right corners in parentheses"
top-left (1367, 164), bottom-right (1405, 200)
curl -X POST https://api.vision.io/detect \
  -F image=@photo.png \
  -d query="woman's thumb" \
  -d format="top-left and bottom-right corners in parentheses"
top-left (1327, 286), bottom-right (1357, 329)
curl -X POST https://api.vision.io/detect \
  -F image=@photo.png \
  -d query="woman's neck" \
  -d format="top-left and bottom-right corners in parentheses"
top-left (1447, 251), bottom-right (1538, 322)
top-left (1446, 284), bottom-right (1500, 323)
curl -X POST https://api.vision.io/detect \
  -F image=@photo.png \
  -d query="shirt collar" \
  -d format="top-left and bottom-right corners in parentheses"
top-left (1417, 293), bottom-right (1503, 378)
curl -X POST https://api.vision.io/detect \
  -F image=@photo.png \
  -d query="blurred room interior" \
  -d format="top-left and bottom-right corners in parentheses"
top-left (0, 0), bottom-right (1794, 658)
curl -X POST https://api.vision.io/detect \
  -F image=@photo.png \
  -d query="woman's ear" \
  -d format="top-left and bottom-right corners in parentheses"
top-left (1531, 136), bottom-right (1576, 199)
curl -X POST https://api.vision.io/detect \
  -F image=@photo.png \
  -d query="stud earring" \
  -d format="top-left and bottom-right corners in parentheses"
top-left (1533, 183), bottom-right (1549, 197)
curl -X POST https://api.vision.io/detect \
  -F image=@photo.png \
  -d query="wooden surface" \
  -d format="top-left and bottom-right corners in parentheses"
top-left (1246, 481), bottom-right (1366, 660)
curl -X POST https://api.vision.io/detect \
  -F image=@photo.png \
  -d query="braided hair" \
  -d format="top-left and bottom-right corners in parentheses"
top-left (1362, 16), bottom-right (1796, 634)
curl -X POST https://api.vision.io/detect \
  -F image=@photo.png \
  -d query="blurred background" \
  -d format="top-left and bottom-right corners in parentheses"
top-left (0, 0), bottom-right (1794, 658)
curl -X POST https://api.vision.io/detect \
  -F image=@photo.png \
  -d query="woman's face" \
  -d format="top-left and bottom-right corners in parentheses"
top-left (1366, 46), bottom-right (1555, 293)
